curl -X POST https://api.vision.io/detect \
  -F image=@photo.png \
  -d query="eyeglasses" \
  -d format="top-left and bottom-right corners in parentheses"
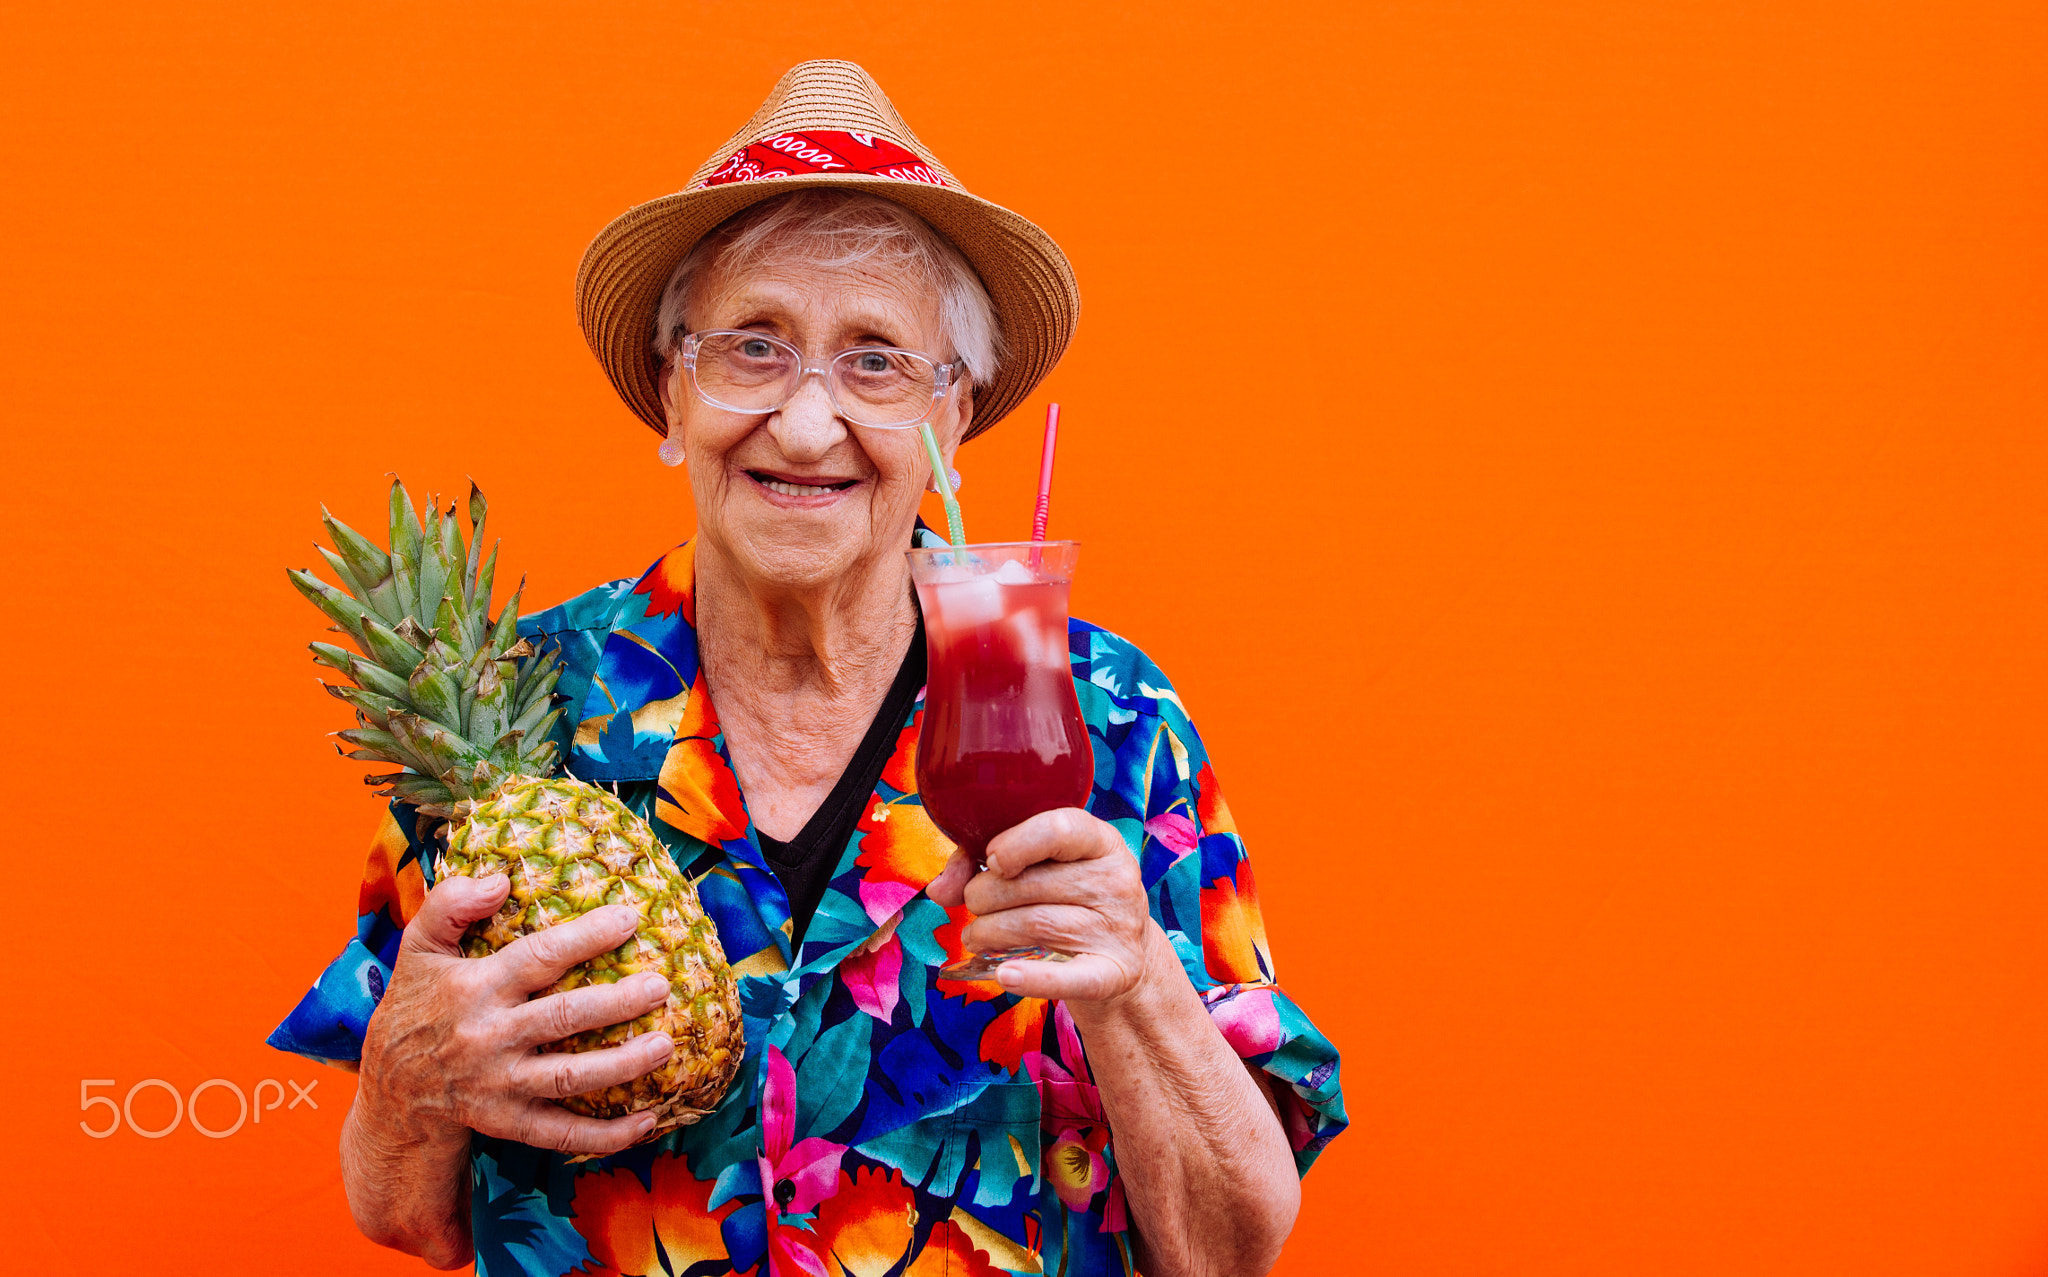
top-left (679, 330), bottom-right (957, 429)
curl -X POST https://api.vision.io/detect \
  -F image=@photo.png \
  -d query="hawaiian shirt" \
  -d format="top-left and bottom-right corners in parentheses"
top-left (270, 533), bottom-right (1347, 1276)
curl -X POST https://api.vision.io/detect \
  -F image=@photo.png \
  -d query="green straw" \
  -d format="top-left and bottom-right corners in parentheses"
top-left (918, 421), bottom-right (966, 545)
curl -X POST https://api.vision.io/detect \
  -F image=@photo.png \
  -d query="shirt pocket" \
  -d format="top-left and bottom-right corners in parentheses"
top-left (948, 1079), bottom-right (1043, 1212)
top-left (925, 1079), bottom-right (1047, 1275)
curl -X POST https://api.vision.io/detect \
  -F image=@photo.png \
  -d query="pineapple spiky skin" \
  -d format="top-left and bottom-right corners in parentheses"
top-left (441, 777), bottom-right (743, 1138)
top-left (291, 479), bottom-right (745, 1153)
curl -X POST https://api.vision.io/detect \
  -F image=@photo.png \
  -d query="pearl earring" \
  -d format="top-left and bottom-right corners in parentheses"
top-left (658, 432), bottom-right (686, 467)
top-left (929, 468), bottom-right (962, 493)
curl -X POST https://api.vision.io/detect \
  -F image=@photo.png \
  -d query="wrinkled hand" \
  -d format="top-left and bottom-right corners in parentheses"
top-left (355, 874), bottom-right (676, 1157)
top-left (927, 807), bottom-right (1165, 1003)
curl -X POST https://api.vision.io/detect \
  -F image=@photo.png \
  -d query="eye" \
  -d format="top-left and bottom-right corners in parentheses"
top-left (739, 338), bottom-right (777, 360)
top-left (853, 350), bottom-right (891, 374)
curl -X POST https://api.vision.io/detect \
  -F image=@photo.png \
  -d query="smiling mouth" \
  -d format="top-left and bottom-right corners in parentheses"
top-left (748, 471), bottom-right (858, 498)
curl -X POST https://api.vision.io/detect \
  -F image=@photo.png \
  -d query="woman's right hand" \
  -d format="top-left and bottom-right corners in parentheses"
top-left (355, 872), bottom-right (677, 1156)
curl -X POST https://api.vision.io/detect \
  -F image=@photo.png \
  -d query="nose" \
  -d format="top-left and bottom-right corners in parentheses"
top-left (768, 367), bottom-right (847, 460)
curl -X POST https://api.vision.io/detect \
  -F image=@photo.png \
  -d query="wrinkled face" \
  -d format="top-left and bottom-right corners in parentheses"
top-left (659, 248), bottom-right (974, 593)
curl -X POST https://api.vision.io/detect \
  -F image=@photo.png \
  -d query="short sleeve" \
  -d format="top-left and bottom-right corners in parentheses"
top-left (1075, 623), bottom-right (1349, 1175)
top-left (265, 800), bottom-right (434, 1068)
top-left (1162, 761), bottom-right (1348, 1173)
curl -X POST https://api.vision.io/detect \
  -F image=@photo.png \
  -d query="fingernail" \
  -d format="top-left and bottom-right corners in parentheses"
top-left (638, 973), bottom-right (670, 997)
top-left (646, 1034), bottom-right (674, 1060)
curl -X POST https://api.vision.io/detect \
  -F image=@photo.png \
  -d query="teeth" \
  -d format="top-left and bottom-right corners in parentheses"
top-left (760, 478), bottom-right (841, 497)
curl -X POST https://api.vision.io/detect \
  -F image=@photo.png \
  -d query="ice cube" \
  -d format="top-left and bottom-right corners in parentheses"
top-left (993, 559), bottom-right (1039, 586)
top-left (939, 577), bottom-right (1004, 628)
top-left (912, 557), bottom-right (968, 586)
top-left (1003, 611), bottom-right (1043, 668)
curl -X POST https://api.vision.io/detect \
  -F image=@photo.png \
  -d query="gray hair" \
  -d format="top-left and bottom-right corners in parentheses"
top-left (651, 189), bottom-right (1003, 390)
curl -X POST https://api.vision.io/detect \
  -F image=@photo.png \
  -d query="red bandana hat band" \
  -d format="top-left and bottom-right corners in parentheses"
top-left (698, 130), bottom-right (956, 191)
top-left (576, 60), bottom-right (1077, 441)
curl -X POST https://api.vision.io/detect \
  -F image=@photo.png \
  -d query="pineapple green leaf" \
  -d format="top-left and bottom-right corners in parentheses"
top-left (438, 495), bottom-right (465, 590)
top-left (407, 662), bottom-right (465, 728)
top-left (345, 654), bottom-right (414, 705)
top-left (511, 678), bottom-right (556, 724)
top-left (513, 641), bottom-right (554, 685)
top-left (462, 482), bottom-right (487, 612)
top-left (533, 704), bottom-right (566, 746)
top-left (524, 736), bottom-right (563, 776)
top-left (416, 506), bottom-right (454, 635)
top-left (336, 726), bottom-right (402, 760)
top-left (321, 506), bottom-right (401, 621)
top-left (393, 615), bottom-right (433, 651)
top-left (469, 645), bottom-right (506, 690)
top-left (466, 653), bottom-right (512, 741)
top-left (310, 641), bottom-right (355, 674)
top-left (386, 713), bottom-right (463, 773)
top-left (388, 710), bottom-right (475, 763)
top-left (512, 647), bottom-right (562, 715)
top-left (486, 577), bottom-right (527, 658)
top-left (419, 637), bottom-right (465, 676)
top-left (508, 691), bottom-right (553, 736)
top-left (457, 577), bottom-right (488, 655)
top-left (387, 479), bottom-right (424, 558)
top-left (288, 568), bottom-right (373, 646)
top-left (387, 480), bottom-right (423, 623)
top-left (388, 773), bottom-right (458, 814)
top-left (433, 590), bottom-right (464, 650)
top-left (320, 679), bottom-right (401, 724)
top-left (472, 541), bottom-right (500, 638)
top-left (506, 705), bottom-right (566, 772)
top-left (316, 546), bottom-right (372, 605)
top-left (360, 616), bottom-right (426, 678)
top-left (387, 713), bottom-right (496, 802)
top-left (462, 603), bottom-right (489, 666)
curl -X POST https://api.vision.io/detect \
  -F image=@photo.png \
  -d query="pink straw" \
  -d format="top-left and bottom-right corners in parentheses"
top-left (1031, 402), bottom-right (1060, 541)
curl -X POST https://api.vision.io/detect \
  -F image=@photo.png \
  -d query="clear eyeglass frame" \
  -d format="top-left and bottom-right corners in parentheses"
top-left (679, 329), bottom-right (957, 430)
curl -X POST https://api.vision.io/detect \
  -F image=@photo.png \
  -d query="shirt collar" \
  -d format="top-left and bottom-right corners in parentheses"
top-left (567, 531), bottom-right (958, 974)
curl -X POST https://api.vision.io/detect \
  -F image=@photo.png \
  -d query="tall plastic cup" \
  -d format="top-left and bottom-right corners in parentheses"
top-left (907, 541), bottom-right (1092, 979)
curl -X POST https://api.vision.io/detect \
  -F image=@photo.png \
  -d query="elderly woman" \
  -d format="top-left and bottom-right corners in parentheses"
top-left (271, 61), bottom-right (1345, 1277)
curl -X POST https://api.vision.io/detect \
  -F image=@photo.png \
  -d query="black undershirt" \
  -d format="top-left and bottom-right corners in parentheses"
top-left (755, 618), bottom-right (926, 947)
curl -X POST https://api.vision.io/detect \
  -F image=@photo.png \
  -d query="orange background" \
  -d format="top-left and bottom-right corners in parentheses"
top-left (2, 1), bottom-right (2044, 1272)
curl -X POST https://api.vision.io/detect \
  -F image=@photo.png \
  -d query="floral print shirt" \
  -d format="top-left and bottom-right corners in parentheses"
top-left (270, 534), bottom-right (1347, 1276)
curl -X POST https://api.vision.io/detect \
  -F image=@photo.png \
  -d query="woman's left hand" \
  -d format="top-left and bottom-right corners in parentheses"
top-left (926, 807), bottom-right (1165, 1003)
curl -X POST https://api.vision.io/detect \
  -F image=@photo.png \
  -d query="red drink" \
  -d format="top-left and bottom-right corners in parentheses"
top-left (907, 542), bottom-right (1092, 980)
top-left (914, 575), bottom-right (1093, 861)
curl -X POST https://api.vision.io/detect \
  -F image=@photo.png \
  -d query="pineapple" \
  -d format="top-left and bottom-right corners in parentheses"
top-left (290, 479), bottom-right (743, 1145)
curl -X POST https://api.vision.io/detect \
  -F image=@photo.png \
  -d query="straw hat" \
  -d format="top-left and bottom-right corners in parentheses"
top-left (576, 60), bottom-right (1078, 442)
